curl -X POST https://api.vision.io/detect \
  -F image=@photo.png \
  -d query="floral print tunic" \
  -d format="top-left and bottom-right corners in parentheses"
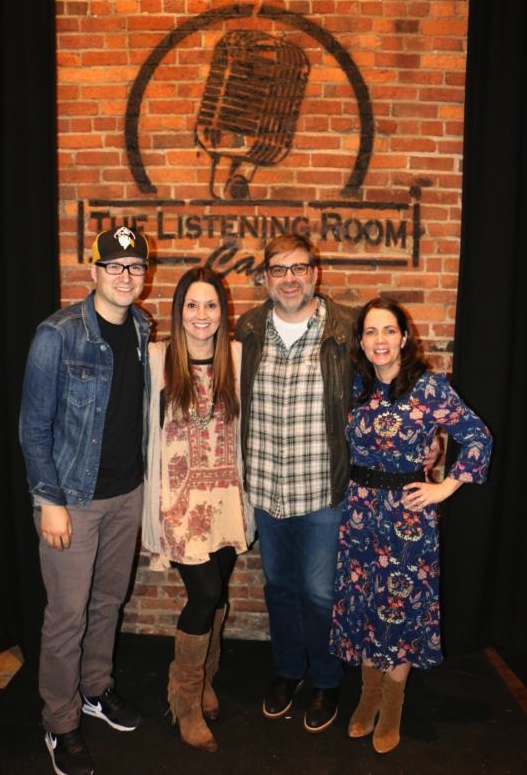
top-left (159, 361), bottom-right (249, 564)
top-left (329, 371), bottom-right (492, 670)
top-left (142, 340), bottom-right (254, 568)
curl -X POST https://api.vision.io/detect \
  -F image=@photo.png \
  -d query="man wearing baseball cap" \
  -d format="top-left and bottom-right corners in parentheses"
top-left (19, 226), bottom-right (151, 775)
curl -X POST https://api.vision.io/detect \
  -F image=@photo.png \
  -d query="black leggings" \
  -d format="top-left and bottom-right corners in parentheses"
top-left (173, 546), bottom-right (237, 635)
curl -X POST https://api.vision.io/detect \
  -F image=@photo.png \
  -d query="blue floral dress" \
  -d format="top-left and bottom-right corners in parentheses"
top-left (329, 371), bottom-right (492, 670)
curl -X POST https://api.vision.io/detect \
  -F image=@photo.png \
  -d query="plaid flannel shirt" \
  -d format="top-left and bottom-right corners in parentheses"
top-left (245, 300), bottom-right (331, 518)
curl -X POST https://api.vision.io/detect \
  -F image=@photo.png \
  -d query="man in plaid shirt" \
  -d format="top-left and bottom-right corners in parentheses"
top-left (235, 234), bottom-right (355, 733)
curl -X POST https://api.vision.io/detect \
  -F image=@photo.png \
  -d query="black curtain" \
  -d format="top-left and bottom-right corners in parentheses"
top-left (440, 1), bottom-right (527, 660)
top-left (2, 1), bottom-right (526, 666)
top-left (1, 4), bottom-right (58, 663)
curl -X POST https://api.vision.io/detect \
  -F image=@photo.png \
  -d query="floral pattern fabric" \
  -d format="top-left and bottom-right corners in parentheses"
top-left (329, 371), bottom-right (492, 670)
top-left (142, 340), bottom-right (254, 568)
top-left (159, 362), bottom-right (249, 565)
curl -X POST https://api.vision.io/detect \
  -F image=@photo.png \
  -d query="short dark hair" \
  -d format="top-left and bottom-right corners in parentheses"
top-left (263, 234), bottom-right (318, 268)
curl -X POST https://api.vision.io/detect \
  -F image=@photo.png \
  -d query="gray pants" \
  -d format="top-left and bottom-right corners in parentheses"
top-left (35, 484), bottom-right (143, 733)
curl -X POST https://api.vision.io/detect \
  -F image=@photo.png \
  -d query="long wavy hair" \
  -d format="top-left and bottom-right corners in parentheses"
top-left (164, 266), bottom-right (239, 422)
top-left (353, 297), bottom-right (428, 405)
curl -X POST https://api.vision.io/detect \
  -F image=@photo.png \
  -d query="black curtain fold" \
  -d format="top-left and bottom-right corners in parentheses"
top-left (440, 1), bottom-right (527, 659)
top-left (2, 1), bottom-right (526, 666)
top-left (1, 4), bottom-right (58, 662)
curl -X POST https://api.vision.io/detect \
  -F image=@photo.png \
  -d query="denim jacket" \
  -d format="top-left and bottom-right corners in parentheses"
top-left (235, 294), bottom-right (356, 509)
top-left (19, 291), bottom-right (151, 507)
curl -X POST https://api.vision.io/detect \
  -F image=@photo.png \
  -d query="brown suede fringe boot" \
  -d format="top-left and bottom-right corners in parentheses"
top-left (202, 606), bottom-right (226, 721)
top-left (348, 665), bottom-right (384, 738)
top-left (167, 630), bottom-right (218, 753)
top-left (372, 673), bottom-right (407, 754)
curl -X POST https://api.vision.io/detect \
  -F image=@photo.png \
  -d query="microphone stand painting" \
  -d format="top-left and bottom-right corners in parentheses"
top-left (194, 30), bottom-right (310, 200)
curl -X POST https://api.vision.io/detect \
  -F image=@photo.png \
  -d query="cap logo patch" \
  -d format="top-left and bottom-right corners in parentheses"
top-left (114, 226), bottom-right (136, 251)
top-left (92, 226), bottom-right (148, 264)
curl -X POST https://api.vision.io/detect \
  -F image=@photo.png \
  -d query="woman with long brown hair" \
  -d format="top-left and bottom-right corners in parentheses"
top-left (142, 266), bottom-right (254, 754)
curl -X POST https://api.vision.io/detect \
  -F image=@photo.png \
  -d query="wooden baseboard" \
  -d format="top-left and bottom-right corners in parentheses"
top-left (485, 647), bottom-right (527, 717)
top-left (0, 645), bottom-right (24, 689)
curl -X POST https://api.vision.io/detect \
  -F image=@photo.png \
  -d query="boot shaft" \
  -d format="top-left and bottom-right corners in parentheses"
top-left (206, 606), bottom-right (227, 677)
top-left (372, 673), bottom-right (408, 754)
top-left (168, 629), bottom-right (218, 752)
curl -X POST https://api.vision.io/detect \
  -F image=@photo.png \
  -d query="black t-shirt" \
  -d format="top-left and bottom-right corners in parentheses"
top-left (94, 312), bottom-right (144, 499)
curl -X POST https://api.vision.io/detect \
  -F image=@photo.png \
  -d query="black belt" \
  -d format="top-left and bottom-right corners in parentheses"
top-left (350, 464), bottom-right (425, 490)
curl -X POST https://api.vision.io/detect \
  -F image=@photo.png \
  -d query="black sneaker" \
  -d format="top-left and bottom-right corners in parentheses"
top-left (263, 676), bottom-right (304, 719)
top-left (81, 686), bottom-right (142, 731)
top-left (45, 729), bottom-right (94, 775)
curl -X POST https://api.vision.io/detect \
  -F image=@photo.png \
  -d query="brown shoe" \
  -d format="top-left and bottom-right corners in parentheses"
top-left (372, 673), bottom-right (407, 754)
top-left (348, 665), bottom-right (383, 738)
top-left (304, 687), bottom-right (339, 733)
top-left (263, 676), bottom-right (304, 719)
top-left (168, 630), bottom-right (218, 753)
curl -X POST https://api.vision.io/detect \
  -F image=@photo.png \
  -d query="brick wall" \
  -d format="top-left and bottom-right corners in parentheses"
top-left (55, 1), bottom-right (468, 640)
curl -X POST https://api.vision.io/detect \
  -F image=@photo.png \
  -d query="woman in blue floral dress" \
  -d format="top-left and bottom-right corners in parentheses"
top-left (329, 297), bottom-right (492, 754)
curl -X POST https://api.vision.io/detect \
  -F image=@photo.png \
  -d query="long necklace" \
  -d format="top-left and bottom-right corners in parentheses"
top-left (189, 357), bottom-right (215, 429)
top-left (189, 401), bottom-right (215, 429)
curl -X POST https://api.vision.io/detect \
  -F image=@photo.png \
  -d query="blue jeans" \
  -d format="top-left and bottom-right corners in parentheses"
top-left (255, 505), bottom-right (344, 689)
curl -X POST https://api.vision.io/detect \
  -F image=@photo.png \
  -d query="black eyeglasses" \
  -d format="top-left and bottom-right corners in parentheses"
top-left (266, 263), bottom-right (313, 278)
top-left (97, 262), bottom-right (147, 276)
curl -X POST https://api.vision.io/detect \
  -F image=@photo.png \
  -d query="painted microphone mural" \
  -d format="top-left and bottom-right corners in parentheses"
top-left (195, 30), bottom-right (310, 199)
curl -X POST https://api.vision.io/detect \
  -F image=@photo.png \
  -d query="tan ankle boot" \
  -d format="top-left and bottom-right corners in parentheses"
top-left (372, 673), bottom-right (407, 754)
top-left (167, 630), bottom-right (218, 753)
top-left (348, 665), bottom-right (383, 738)
top-left (202, 606), bottom-right (226, 721)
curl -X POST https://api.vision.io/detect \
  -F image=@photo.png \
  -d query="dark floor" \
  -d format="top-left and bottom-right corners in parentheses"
top-left (1, 633), bottom-right (527, 775)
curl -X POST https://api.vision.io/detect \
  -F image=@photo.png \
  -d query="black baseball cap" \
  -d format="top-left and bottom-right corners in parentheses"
top-left (92, 227), bottom-right (149, 264)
